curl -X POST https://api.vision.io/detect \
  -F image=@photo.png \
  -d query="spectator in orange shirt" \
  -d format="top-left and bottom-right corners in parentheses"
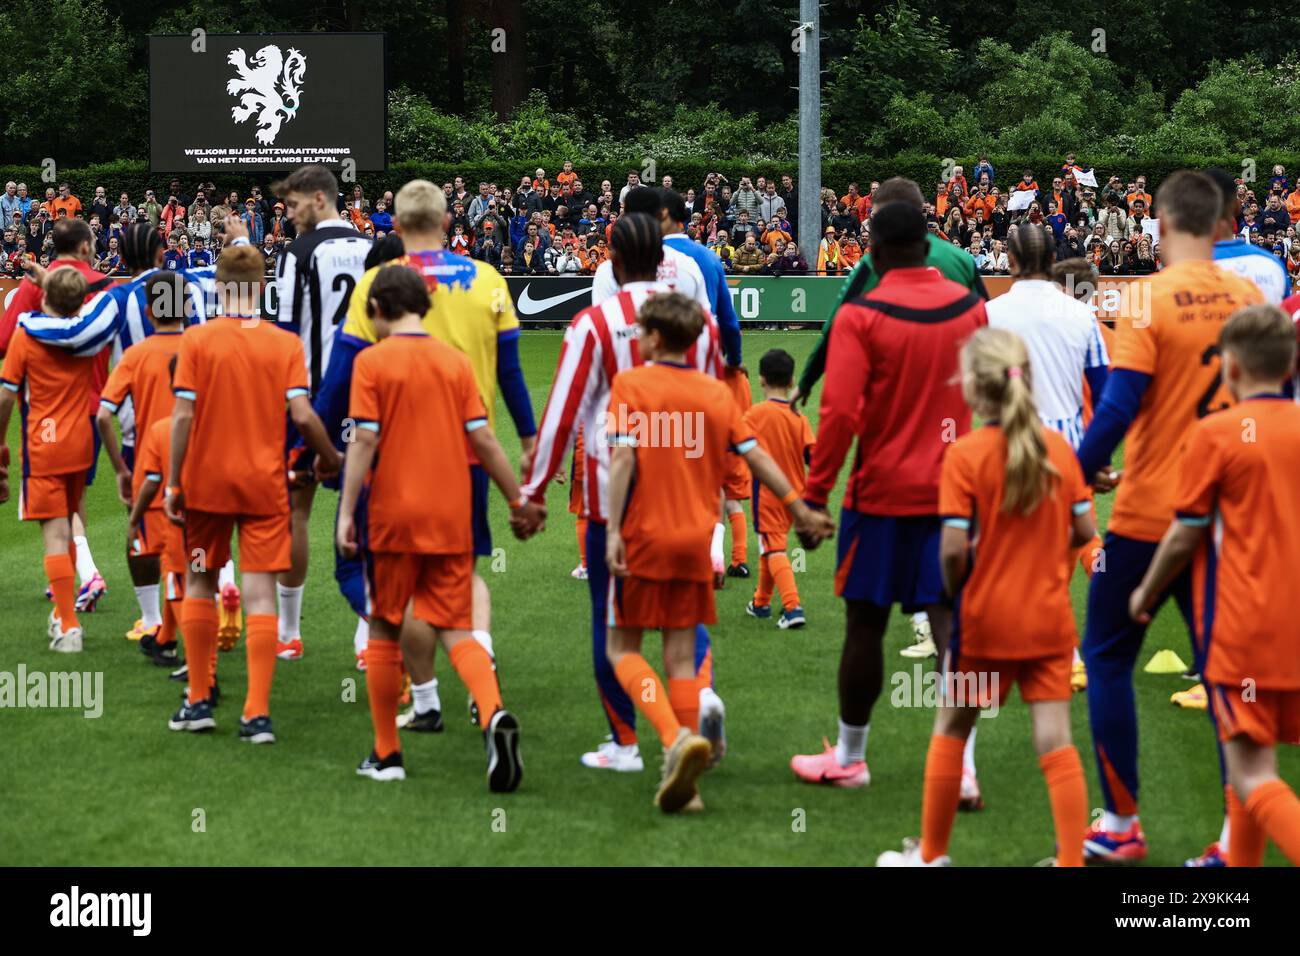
top-left (840, 233), bottom-right (863, 269)
top-left (52, 183), bottom-right (82, 220)
top-left (964, 184), bottom-right (996, 221)
top-left (557, 161), bottom-right (577, 197)
top-left (1286, 188), bottom-right (1300, 225)
top-left (1014, 169), bottom-right (1040, 193)
top-left (762, 223), bottom-right (791, 253)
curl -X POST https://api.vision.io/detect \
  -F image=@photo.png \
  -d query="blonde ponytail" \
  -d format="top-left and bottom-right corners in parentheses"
top-left (960, 328), bottom-right (1059, 514)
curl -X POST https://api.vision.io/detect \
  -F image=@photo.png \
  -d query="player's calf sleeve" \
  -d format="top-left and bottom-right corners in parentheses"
top-left (1245, 779), bottom-right (1300, 865)
top-left (921, 734), bottom-right (966, 863)
top-left (1227, 785), bottom-right (1265, 867)
top-left (73, 534), bottom-right (98, 584)
top-left (613, 654), bottom-right (679, 749)
top-left (449, 638), bottom-right (502, 731)
top-left (242, 614), bottom-right (278, 720)
top-left (728, 510), bottom-right (747, 564)
top-left (276, 583), bottom-right (304, 640)
top-left (1040, 746), bottom-right (1087, 867)
top-left (769, 552), bottom-right (799, 611)
top-left (754, 555), bottom-right (774, 606)
top-left (157, 599), bottom-right (180, 647)
top-left (44, 554), bottom-right (79, 631)
top-left (668, 678), bottom-right (700, 734)
top-left (181, 598), bottom-right (218, 703)
top-left (576, 517), bottom-right (587, 565)
top-left (365, 639), bottom-right (403, 758)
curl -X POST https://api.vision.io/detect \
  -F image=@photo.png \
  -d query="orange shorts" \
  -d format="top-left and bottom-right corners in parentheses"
top-left (19, 471), bottom-right (85, 521)
top-left (608, 576), bottom-right (716, 631)
top-left (947, 651), bottom-right (1073, 705)
top-left (724, 453), bottom-right (751, 500)
top-left (368, 551), bottom-right (473, 630)
top-left (183, 509), bottom-right (290, 574)
top-left (1211, 684), bottom-right (1300, 746)
top-left (130, 509), bottom-right (169, 557)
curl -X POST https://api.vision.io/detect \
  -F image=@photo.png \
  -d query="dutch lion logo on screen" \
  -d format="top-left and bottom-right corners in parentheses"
top-left (226, 45), bottom-right (307, 145)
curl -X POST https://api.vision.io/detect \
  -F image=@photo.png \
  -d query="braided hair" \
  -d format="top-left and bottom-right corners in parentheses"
top-left (121, 223), bottom-right (163, 273)
top-left (610, 212), bottom-right (663, 280)
top-left (1006, 222), bottom-right (1054, 278)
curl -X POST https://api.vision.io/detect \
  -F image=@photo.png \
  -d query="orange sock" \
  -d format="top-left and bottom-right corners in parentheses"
top-left (754, 555), bottom-right (774, 607)
top-left (769, 551), bottom-right (800, 611)
top-left (576, 516), bottom-right (588, 566)
top-left (365, 639), bottom-right (403, 758)
top-left (1227, 785), bottom-right (1265, 867)
top-left (728, 510), bottom-right (747, 566)
top-left (1040, 745), bottom-right (1088, 867)
top-left (44, 553), bottom-right (79, 631)
top-left (614, 653), bottom-right (679, 748)
top-left (1245, 779), bottom-right (1300, 865)
top-left (668, 678), bottom-right (699, 733)
top-left (920, 734), bottom-right (965, 863)
top-left (242, 613), bottom-right (277, 719)
top-left (157, 598), bottom-right (180, 647)
top-left (450, 638), bottom-right (502, 730)
top-left (181, 598), bottom-right (218, 703)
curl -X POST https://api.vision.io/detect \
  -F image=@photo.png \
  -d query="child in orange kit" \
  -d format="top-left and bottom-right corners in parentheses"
top-left (604, 292), bottom-right (832, 813)
top-left (1131, 304), bottom-right (1300, 867)
top-left (0, 268), bottom-right (97, 651)
top-left (878, 327), bottom-right (1095, 867)
top-left (742, 348), bottom-right (814, 629)
top-left (337, 265), bottom-right (542, 790)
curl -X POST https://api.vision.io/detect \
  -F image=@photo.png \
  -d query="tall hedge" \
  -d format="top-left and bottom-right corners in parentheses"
top-left (2, 154), bottom-right (1293, 200)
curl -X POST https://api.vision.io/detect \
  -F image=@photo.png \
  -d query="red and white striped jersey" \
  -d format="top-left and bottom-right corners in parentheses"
top-left (522, 280), bottom-right (722, 522)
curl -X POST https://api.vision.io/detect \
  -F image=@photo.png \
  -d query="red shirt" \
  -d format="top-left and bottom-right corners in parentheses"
top-left (806, 267), bottom-right (987, 513)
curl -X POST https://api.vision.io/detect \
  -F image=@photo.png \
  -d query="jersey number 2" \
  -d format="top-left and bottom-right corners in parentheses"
top-left (1197, 344), bottom-right (1228, 419)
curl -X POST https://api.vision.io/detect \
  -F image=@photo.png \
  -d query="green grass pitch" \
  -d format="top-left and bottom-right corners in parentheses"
top-left (1, 330), bottom-right (1295, 866)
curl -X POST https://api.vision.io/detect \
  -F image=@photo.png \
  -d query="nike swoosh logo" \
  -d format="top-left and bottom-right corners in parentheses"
top-left (515, 283), bottom-right (591, 315)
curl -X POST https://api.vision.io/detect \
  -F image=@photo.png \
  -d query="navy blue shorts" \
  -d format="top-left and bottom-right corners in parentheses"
top-left (471, 464), bottom-right (491, 558)
top-left (834, 510), bottom-right (944, 611)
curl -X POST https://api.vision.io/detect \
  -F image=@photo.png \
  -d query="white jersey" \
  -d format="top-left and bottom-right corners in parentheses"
top-left (591, 244), bottom-right (710, 312)
top-left (275, 221), bottom-right (371, 394)
top-left (986, 279), bottom-right (1109, 448)
top-left (1213, 239), bottom-right (1291, 305)
top-left (522, 280), bottom-right (722, 522)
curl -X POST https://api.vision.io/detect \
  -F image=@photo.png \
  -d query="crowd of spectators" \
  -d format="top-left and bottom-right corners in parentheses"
top-left (4, 157), bottom-right (1298, 282)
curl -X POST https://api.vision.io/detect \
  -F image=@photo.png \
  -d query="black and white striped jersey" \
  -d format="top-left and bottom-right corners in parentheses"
top-left (275, 221), bottom-right (372, 393)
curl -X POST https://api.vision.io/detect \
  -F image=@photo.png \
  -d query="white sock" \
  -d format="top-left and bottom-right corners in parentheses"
top-left (1103, 811), bottom-right (1136, 833)
top-left (911, 611), bottom-right (928, 626)
top-left (1218, 815), bottom-right (1231, 853)
top-left (73, 535), bottom-right (98, 584)
top-left (276, 583), bottom-right (305, 641)
top-left (472, 629), bottom-right (494, 658)
top-left (412, 678), bottom-right (441, 715)
top-left (353, 617), bottom-right (369, 655)
top-left (835, 720), bottom-right (868, 767)
top-left (1072, 646), bottom-right (1082, 665)
top-left (135, 584), bottom-right (162, 629)
top-left (218, 560), bottom-right (236, 590)
top-left (962, 725), bottom-right (977, 776)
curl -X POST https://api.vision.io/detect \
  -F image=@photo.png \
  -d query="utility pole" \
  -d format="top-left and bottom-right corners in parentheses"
top-left (797, 0), bottom-right (820, 256)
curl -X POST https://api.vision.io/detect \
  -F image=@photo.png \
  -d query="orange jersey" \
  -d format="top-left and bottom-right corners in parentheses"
top-left (1176, 397), bottom-right (1300, 690)
top-left (939, 424), bottom-right (1090, 659)
top-left (172, 317), bottom-right (308, 515)
top-left (608, 362), bottom-right (755, 582)
top-left (0, 326), bottom-right (95, 477)
top-left (1108, 261), bottom-right (1264, 541)
top-left (138, 417), bottom-right (185, 568)
top-left (349, 332), bottom-right (487, 554)
top-left (743, 398), bottom-right (813, 534)
top-left (100, 331), bottom-right (182, 499)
